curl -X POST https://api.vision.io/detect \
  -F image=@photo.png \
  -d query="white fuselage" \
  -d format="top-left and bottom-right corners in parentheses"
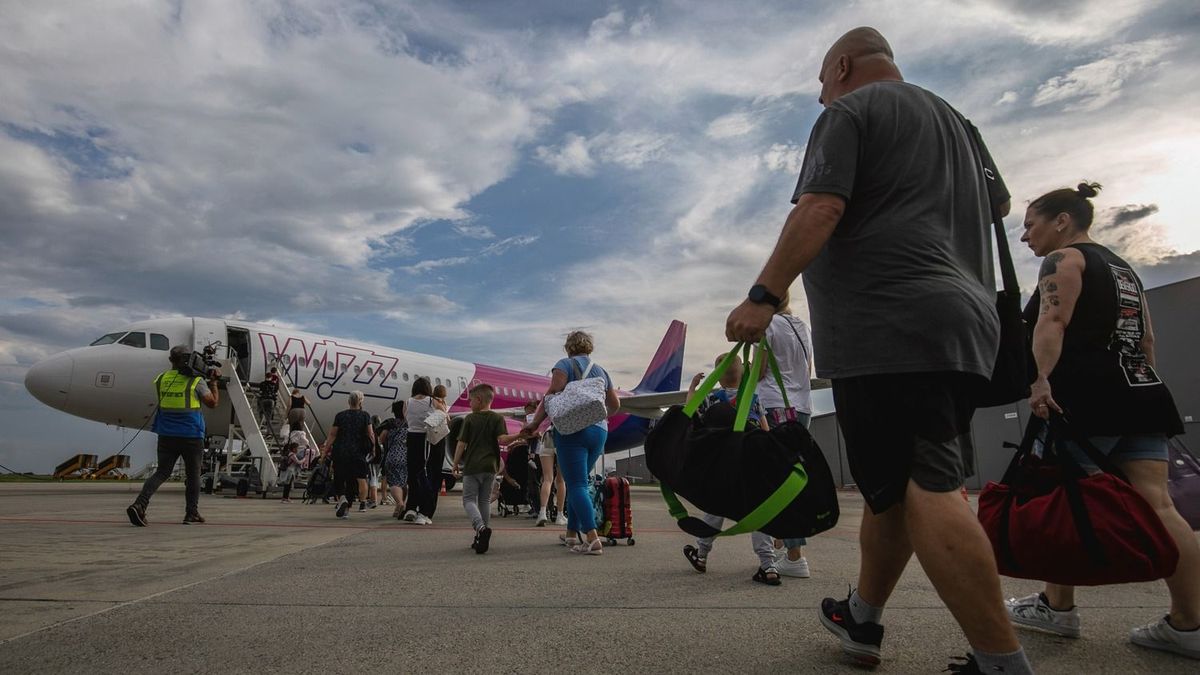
top-left (24, 317), bottom-right (550, 442)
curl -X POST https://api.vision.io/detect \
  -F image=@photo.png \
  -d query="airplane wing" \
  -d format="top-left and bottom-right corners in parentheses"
top-left (617, 391), bottom-right (688, 419)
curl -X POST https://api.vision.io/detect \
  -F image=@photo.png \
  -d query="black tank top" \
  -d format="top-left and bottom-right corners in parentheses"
top-left (291, 393), bottom-right (305, 410)
top-left (1022, 243), bottom-right (1182, 436)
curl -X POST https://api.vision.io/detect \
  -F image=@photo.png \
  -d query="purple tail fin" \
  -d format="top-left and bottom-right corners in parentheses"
top-left (633, 320), bottom-right (686, 394)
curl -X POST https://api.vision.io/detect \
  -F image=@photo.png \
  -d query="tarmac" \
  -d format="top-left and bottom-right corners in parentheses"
top-left (0, 481), bottom-right (1194, 674)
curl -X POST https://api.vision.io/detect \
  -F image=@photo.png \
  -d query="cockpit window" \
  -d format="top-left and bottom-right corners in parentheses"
top-left (118, 332), bottom-right (147, 348)
top-left (90, 332), bottom-right (127, 346)
top-left (150, 334), bottom-right (169, 351)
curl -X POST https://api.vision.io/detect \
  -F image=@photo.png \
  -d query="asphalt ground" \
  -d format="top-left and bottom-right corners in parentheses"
top-left (0, 481), bottom-right (1194, 674)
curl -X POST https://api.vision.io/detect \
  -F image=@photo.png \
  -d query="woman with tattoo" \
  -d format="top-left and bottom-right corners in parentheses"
top-left (1004, 181), bottom-right (1198, 660)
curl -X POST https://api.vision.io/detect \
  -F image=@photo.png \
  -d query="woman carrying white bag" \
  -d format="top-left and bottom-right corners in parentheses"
top-left (523, 331), bottom-right (621, 555)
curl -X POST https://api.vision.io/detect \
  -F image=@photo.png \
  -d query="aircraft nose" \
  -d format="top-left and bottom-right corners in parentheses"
top-left (24, 352), bottom-right (74, 410)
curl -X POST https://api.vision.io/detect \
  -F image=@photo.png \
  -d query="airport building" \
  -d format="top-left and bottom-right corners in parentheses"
top-left (617, 275), bottom-right (1200, 488)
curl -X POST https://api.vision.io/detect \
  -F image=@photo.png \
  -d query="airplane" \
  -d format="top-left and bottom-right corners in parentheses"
top-left (23, 317), bottom-right (689, 454)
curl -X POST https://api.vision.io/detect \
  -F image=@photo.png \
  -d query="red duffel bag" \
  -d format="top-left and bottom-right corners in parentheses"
top-left (978, 415), bottom-right (1179, 586)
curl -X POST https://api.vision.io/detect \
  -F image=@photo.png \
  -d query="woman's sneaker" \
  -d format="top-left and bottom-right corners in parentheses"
top-left (819, 594), bottom-right (884, 666)
top-left (402, 510), bottom-right (417, 522)
top-left (182, 512), bottom-right (206, 524)
top-left (776, 555), bottom-right (810, 578)
top-left (336, 498), bottom-right (351, 519)
top-left (1130, 615), bottom-right (1200, 659)
top-left (1004, 593), bottom-right (1081, 638)
top-left (535, 511), bottom-right (548, 527)
top-left (415, 514), bottom-right (432, 525)
top-left (555, 514), bottom-right (568, 526)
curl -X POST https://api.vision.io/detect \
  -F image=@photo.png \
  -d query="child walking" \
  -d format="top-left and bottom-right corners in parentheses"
top-left (451, 384), bottom-right (527, 554)
top-left (682, 353), bottom-right (782, 585)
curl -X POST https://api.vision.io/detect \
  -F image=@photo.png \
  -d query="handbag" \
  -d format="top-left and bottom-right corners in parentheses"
top-left (424, 409), bottom-right (451, 445)
top-left (645, 341), bottom-right (839, 540)
top-left (958, 115), bottom-right (1029, 407)
top-left (977, 414), bottom-right (1179, 585)
top-left (544, 357), bottom-right (609, 435)
top-left (1168, 438), bottom-right (1200, 530)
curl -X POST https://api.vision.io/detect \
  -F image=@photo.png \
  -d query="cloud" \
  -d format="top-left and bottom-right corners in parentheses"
top-left (536, 131), bottom-right (670, 176)
top-left (706, 112), bottom-right (758, 139)
top-left (996, 90), bottom-right (1019, 105)
top-left (405, 234), bottom-right (539, 274)
top-left (1032, 38), bottom-right (1176, 111)
top-left (0, 1), bottom-right (539, 321)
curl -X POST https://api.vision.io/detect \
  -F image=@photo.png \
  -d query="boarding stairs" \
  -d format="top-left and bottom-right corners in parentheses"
top-left (89, 454), bottom-right (131, 479)
top-left (53, 454), bottom-right (98, 479)
top-left (215, 358), bottom-right (324, 494)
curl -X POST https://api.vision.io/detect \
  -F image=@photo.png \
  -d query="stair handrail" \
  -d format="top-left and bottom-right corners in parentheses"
top-left (268, 355), bottom-right (326, 440)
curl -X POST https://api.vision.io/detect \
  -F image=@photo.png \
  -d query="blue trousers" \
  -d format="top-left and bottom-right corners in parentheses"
top-left (555, 426), bottom-right (607, 533)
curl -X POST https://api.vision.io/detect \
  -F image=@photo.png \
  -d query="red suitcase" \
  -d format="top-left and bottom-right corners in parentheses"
top-left (601, 475), bottom-right (635, 545)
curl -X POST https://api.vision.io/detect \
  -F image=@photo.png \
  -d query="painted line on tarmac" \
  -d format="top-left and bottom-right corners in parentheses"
top-left (0, 525), bottom-right (360, 647)
top-left (0, 515), bottom-right (680, 534)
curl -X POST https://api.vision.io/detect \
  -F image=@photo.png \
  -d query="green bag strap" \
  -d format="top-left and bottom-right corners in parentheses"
top-left (733, 342), bottom-right (762, 432)
top-left (682, 343), bottom-right (745, 418)
top-left (660, 462), bottom-right (809, 538)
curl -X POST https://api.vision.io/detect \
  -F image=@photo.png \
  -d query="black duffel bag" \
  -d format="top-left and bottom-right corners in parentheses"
top-left (645, 341), bottom-right (839, 540)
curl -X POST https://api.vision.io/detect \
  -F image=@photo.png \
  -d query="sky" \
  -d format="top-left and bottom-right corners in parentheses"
top-left (1, 0), bottom-right (1198, 472)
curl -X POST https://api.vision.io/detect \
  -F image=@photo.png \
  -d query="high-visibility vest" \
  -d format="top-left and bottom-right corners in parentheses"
top-left (155, 370), bottom-right (202, 410)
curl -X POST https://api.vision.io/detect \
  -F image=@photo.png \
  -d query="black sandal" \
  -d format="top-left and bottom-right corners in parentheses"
top-left (683, 545), bottom-right (707, 573)
top-left (753, 565), bottom-right (782, 586)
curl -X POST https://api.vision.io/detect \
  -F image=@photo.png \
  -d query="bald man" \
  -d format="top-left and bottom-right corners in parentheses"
top-left (726, 27), bottom-right (1031, 673)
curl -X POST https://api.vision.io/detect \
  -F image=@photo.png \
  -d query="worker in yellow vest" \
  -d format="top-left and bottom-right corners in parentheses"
top-left (126, 346), bottom-right (221, 526)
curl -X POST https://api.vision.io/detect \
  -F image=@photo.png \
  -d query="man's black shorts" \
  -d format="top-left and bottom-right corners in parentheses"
top-left (333, 451), bottom-right (370, 480)
top-left (832, 371), bottom-right (980, 514)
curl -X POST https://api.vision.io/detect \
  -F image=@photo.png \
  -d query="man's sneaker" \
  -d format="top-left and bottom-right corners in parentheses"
top-left (358, 501), bottom-right (367, 512)
top-left (819, 594), bottom-right (884, 666)
top-left (555, 514), bottom-right (568, 526)
top-left (182, 512), bottom-right (206, 524)
top-left (403, 510), bottom-right (417, 522)
top-left (1005, 593), bottom-right (1081, 638)
top-left (536, 512), bottom-right (548, 527)
top-left (944, 654), bottom-right (983, 673)
top-left (367, 499), bottom-right (377, 509)
top-left (1130, 615), bottom-right (1200, 660)
top-left (475, 526), bottom-right (493, 554)
top-left (336, 498), bottom-right (351, 519)
top-left (777, 555), bottom-right (810, 578)
top-left (415, 514), bottom-right (432, 525)
top-left (126, 503), bottom-right (147, 527)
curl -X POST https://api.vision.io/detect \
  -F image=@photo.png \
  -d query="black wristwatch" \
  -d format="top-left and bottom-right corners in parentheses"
top-left (747, 284), bottom-right (783, 309)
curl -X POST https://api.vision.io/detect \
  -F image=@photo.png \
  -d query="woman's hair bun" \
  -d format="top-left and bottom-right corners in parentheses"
top-left (1075, 181), bottom-right (1102, 199)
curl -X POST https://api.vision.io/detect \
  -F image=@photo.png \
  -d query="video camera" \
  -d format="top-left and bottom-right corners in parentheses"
top-left (186, 344), bottom-right (224, 381)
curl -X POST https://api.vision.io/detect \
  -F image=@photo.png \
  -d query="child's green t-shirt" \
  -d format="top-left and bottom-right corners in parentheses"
top-left (458, 410), bottom-right (507, 475)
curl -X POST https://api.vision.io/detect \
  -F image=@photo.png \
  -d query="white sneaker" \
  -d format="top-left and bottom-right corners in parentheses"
top-left (776, 556), bottom-right (810, 578)
top-left (415, 514), bottom-right (432, 526)
top-left (535, 511), bottom-right (548, 527)
top-left (1005, 593), bottom-right (1081, 638)
top-left (1131, 615), bottom-right (1200, 659)
top-left (402, 510), bottom-right (417, 522)
top-left (555, 514), bottom-right (568, 526)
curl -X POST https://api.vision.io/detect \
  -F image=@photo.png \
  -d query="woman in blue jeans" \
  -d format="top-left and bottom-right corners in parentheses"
top-left (523, 330), bottom-right (621, 555)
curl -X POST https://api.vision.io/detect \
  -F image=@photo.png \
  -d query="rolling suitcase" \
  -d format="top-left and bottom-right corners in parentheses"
top-left (601, 475), bottom-right (634, 545)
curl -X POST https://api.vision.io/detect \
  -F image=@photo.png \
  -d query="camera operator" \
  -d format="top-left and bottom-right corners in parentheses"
top-left (126, 345), bottom-right (221, 526)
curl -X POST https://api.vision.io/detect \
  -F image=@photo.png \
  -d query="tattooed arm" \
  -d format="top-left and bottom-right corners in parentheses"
top-left (1029, 248), bottom-right (1085, 418)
